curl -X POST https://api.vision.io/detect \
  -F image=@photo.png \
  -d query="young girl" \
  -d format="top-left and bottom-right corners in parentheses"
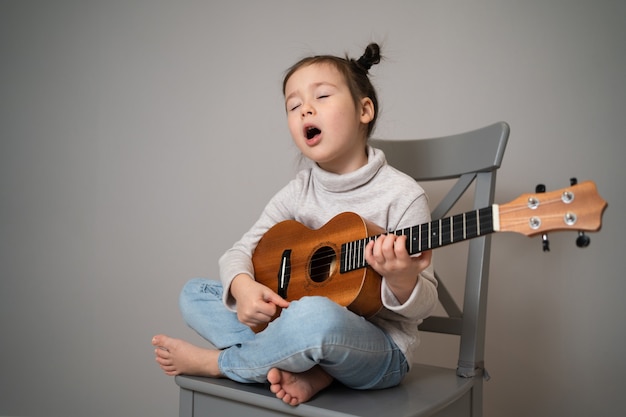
top-left (152, 43), bottom-right (438, 406)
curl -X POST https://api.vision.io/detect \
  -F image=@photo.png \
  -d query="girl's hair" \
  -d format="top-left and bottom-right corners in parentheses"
top-left (282, 43), bottom-right (382, 137)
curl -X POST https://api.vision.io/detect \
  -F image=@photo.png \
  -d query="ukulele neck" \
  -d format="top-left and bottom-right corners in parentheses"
top-left (339, 206), bottom-right (498, 273)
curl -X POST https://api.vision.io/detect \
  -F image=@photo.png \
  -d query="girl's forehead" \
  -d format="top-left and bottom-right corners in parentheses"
top-left (286, 63), bottom-right (346, 90)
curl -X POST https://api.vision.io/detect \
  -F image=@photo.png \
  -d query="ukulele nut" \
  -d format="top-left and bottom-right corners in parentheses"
top-left (564, 212), bottom-right (577, 226)
top-left (529, 216), bottom-right (541, 230)
top-left (561, 191), bottom-right (575, 204)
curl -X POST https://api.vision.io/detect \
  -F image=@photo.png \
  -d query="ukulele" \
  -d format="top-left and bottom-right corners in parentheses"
top-left (250, 180), bottom-right (607, 332)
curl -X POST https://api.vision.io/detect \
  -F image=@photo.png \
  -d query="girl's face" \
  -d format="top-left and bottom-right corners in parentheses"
top-left (284, 63), bottom-right (374, 174)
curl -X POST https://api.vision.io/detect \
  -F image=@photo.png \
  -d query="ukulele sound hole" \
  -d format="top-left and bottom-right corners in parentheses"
top-left (309, 246), bottom-right (336, 283)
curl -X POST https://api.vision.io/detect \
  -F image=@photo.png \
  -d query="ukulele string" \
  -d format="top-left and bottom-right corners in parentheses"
top-left (497, 195), bottom-right (574, 227)
top-left (263, 228), bottom-right (430, 276)
top-left (264, 234), bottom-right (388, 274)
top-left (266, 213), bottom-right (500, 274)
top-left (266, 190), bottom-right (584, 274)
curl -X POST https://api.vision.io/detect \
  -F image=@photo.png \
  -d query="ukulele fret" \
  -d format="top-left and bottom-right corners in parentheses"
top-left (442, 217), bottom-right (451, 246)
top-left (407, 226), bottom-right (420, 253)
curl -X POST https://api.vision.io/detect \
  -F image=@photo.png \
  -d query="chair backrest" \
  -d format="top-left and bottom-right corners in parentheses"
top-left (371, 121), bottom-right (509, 378)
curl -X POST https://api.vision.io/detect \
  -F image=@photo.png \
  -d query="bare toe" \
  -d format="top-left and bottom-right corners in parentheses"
top-left (267, 367), bottom-right (333, 406)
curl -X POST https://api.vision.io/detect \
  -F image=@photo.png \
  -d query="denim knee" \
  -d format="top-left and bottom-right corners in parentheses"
top-left (179, 278), bottom-right (222, 317)
top-left (284, 296), bottom-right (343, 321)
top-left (181, 278), bottom-right (222, 297)
top-left (277, 296), bottom-right (355, 339)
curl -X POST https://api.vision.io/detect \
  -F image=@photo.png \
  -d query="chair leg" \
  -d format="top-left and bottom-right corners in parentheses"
top-left (179, 387), bottom-right (193, 417)
top-left (470, 377), bottom-right (483, 417)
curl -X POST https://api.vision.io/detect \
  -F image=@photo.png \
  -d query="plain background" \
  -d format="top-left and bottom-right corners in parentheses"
top-left (1, 1), bottom-right (624, 416)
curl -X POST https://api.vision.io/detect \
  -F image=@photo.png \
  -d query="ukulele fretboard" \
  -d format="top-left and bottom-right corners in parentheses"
top-left (339, 206), bottom-right (495, 273)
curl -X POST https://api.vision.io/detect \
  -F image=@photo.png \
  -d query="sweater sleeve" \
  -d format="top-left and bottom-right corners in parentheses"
top-left (380, 193), bottom-right (439, 321)
top-left (381, 264), bottom-right (438, 320)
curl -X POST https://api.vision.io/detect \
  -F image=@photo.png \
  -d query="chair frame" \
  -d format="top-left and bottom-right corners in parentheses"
top-left (175, 122), bottom-right (510, 417)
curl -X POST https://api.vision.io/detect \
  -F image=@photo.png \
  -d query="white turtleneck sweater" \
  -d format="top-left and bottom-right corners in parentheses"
top-left (219, 146), bottom-right (438, 365)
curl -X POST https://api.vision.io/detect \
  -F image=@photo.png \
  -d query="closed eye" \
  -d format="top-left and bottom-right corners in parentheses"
top-left (286, 100), bottom-right (302, 112)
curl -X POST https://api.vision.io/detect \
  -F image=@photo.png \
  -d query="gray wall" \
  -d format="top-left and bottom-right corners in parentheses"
top-left (1, 1), bottom-right (624, 416)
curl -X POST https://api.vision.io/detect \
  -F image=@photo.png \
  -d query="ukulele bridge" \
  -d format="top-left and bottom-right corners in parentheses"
top-left (277, 250), bottom-right (291, 299)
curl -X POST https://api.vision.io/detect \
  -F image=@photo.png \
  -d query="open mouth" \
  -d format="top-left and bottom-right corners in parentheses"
top-left (305, 126), bottom-right (321, 140)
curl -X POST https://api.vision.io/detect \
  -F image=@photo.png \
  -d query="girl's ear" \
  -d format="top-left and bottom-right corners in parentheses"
top-left (359, 97), bottom-right (375, 124)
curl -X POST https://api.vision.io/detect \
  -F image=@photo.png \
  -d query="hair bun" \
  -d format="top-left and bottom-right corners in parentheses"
top-left (355, 43), bottom-right (381, 72)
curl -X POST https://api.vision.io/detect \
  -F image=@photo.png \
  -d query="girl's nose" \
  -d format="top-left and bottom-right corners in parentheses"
top-left (300, 102), bottom-right (315, 117)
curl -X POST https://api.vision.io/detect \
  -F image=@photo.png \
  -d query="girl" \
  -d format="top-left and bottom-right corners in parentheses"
top-left (152, 43), bottom-right (437, 406)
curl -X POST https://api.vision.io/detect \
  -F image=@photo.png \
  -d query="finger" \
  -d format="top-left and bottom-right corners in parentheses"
top-left (364, 240), bottom-right (376, 265)
top-left (264, 291), bottom-right (290, 308)
top-left (241, 312), bottom-right (271, 328)
top-left (393, 235), bottom-right (409, 257)
top-left (415, 250), bottom-right (433, 270)
top-left (380, 234), bottom-right (398, 260)
top-left (255, 300), bottom-right (278, 319)
top-left (370, 235), bottom-right (387, 262)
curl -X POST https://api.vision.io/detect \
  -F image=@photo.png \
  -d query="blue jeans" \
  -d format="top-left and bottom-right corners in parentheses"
top-left (179, 278), bottom-right (408, 389)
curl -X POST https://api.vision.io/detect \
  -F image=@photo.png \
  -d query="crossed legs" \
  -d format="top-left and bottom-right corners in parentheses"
top-left (153, 279), bottom-right (405, 405)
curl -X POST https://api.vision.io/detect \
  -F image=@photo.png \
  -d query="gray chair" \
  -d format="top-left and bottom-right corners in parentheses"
top-left (175, 122), bottom-right (510, 417)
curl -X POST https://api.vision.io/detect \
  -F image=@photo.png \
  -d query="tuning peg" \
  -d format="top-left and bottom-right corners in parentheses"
top-left (576, 231), bottom-right (591, 248)
top-left (569, 178), bottom-right (591, 248)
top-left (535, 184), bottom-right (550, 252)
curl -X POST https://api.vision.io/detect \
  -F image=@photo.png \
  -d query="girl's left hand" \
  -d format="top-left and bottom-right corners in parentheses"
top-left (364, 234), bottom-right (432, 304)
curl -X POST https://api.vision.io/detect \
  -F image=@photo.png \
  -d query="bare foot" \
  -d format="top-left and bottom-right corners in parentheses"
top-left (152, 334), bottom-right (222, 378)
top-left (267, 366), bottom-right (334, 406)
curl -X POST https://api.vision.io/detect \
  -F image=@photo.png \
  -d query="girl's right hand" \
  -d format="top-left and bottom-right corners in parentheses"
top-left (230, 274), bottom-right (290, 328)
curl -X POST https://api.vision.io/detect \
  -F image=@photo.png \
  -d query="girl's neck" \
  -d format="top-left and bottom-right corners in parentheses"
top-left (317, 145), bottom-right (368, 175)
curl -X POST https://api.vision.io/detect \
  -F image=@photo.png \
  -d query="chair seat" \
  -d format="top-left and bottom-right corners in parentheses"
top-left (175, 364), bottom-right (474, 417)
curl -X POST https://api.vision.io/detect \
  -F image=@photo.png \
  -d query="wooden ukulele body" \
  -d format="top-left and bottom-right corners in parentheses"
top-left (252, 212), bottom-right (384, 324)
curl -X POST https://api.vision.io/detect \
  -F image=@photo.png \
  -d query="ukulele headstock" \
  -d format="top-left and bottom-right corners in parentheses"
top-left (497, 178), bottom-right (607, 250)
